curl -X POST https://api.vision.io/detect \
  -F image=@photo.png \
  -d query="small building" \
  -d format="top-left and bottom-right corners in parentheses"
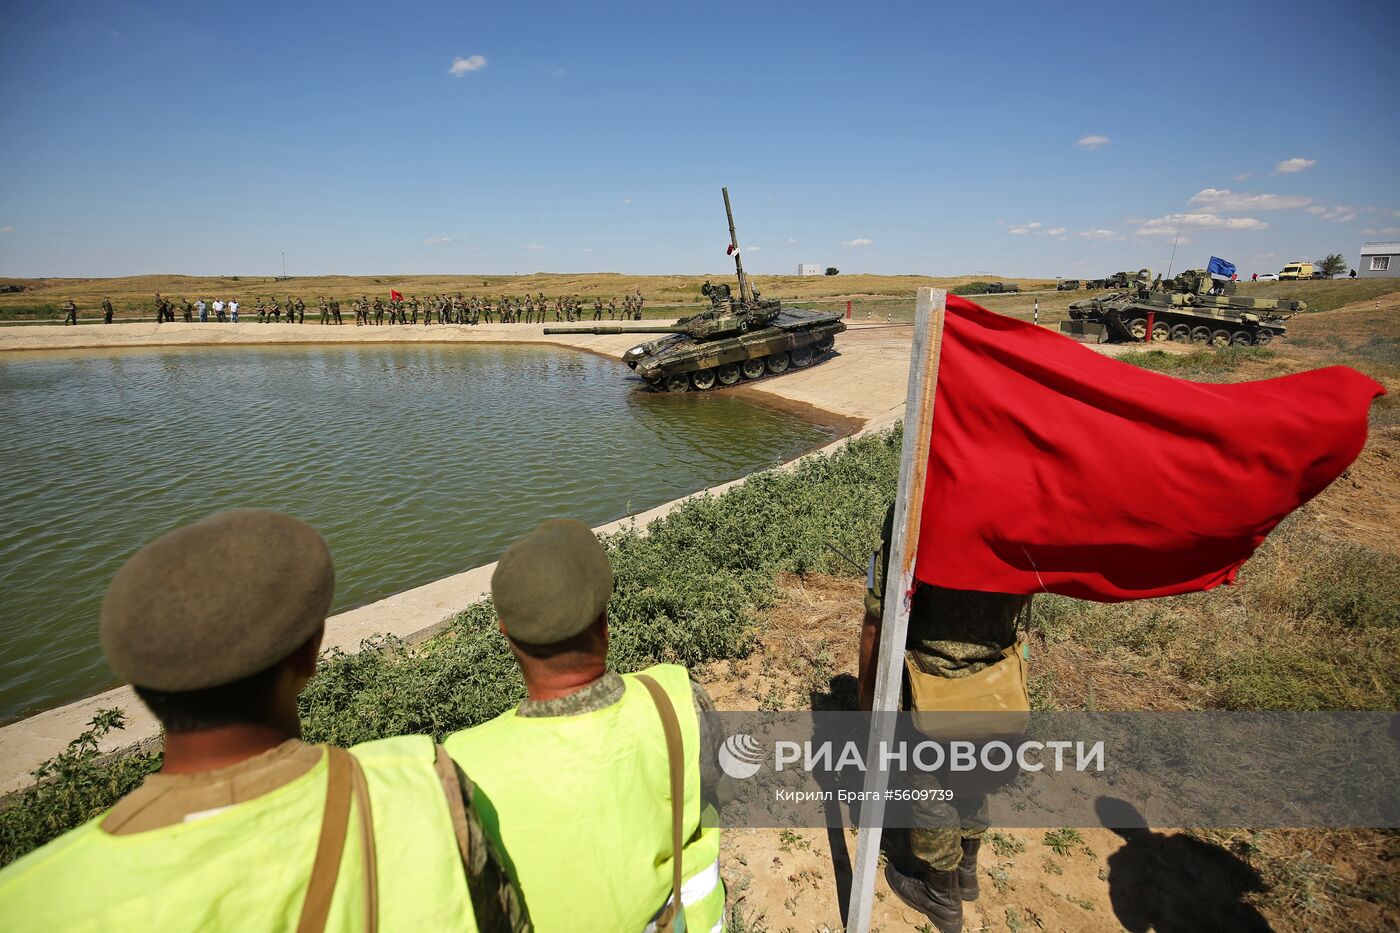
top-left (1359, 241), bottom-right (1400, 278)
top-left (797, 264), bottom-right (823, 276)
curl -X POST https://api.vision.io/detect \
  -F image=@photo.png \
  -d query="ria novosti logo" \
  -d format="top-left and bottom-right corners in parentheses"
top-left (718, 733), bottom-right (764, 779)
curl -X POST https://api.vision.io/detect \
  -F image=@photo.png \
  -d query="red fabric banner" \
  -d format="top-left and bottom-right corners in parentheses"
top-left (389, 289), bottom-right (403, 302)
top-left (914, 296), bottom-right (1384, 602)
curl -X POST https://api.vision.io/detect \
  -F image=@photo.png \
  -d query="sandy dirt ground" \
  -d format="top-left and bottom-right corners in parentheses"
top-left (697, 572), bottom-right (1397, 933)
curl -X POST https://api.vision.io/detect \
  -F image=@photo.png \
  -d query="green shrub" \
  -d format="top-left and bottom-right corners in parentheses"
top-left (0, 710), bottom-right (161, 866)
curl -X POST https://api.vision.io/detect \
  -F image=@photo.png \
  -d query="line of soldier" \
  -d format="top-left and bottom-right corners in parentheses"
top-left (307, 292), bottom-right (648, 326)
top-left (61, 292), bottom-right (651, 327)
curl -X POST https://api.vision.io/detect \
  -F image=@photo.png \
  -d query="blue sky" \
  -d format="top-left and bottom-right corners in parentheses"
top-left (1, 0), bottom-right (1397, 279)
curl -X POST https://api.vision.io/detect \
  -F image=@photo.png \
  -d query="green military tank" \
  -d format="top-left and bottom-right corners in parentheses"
top-left (1063, 269), bottom-right (1303, 347)
top-left (544, 188), bottom-right (846, 392)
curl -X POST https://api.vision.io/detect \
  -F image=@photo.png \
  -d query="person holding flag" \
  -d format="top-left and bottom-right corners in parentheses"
top-left (857, 293), bottom-right (1383, 932)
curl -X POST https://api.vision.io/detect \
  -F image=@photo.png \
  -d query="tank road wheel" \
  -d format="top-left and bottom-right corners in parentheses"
top-left (1128, 317), bottom-right (1149, 340)
top-left (1190, 326), bottom-right (1212, 345)
top-left (1230, 331), bottom-right (1254, 347)
top-left (1151, 321), bottom-right (1171, 342)
top-left (1170, 324), bottom-right (1191, 343)
top-left (1254, 329), bottom-right (1274, 346)
top-left (716, 363), bottom-right (742, 386)
top-left (1210, 329), bottom-right (1231, 348)
top-left (664, 373), bottom-right (691, 393)
top-left (741, 358), bottom-right (766, 380)
top-left (790, 345), bottom-right (815, 368)
top-left (765, 352), bottom-right (791, 375)
top-left (816, 334), bottom-right (835, 353)
top-left (690, 368), bottom-right (717, 391)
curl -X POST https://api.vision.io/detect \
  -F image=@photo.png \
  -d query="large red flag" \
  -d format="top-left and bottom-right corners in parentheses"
top-left (389, 289), bottom-right (403, 302)
top-left (914, 296), bottom-right (1384, 601)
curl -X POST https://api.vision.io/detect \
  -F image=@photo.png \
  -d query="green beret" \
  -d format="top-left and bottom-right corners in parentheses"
top-left (101, 510), bottom-right (335, 692)
top-left (491, 519), bottom-right (612, 646)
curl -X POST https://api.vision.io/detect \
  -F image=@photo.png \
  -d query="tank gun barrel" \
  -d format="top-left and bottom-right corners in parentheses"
top-left (542, 326), bottom-right (686, 335)
top-left (722, 186), bottom-right (754, 306)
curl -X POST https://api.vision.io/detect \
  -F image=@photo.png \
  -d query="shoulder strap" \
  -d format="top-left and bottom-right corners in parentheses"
top-left (298, 746), bottom-right (354, 933)
top-left (434, 743), bottom-right (474, 867)
top-left (297, 746), bottom-right (378, 933)
top-left (636, 674), bottom-right (685, 933)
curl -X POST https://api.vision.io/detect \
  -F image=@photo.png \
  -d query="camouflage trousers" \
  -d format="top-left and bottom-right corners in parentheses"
top-left (888, 792), bottom-right (989, 873)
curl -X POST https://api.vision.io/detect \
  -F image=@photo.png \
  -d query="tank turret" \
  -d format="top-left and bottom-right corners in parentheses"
top-left (542, 188), bottom-right (845, 391)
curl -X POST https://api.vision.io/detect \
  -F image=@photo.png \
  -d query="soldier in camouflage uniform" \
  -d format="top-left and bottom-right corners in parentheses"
top-left (101, 296), bottom-right (115, 324)
top-left (860, 504), bottom-right (1026, 933)
top-left (318, 299), bottom-right (330, 325)
top-left (331, 298), bottom-right (343, 324)
top-left (270, 298), bottom-right (282, 323)
top-left (62, 299), bottom-right (78, 325)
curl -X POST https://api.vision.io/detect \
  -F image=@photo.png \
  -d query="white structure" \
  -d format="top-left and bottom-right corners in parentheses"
top-left (797, 263), bottom-right (823, 276)
top-left (1359, 242), bottom-right (1400, 278)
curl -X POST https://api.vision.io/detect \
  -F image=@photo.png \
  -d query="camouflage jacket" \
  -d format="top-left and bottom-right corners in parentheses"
top-left (866, 505), bottom-right (1025, 680)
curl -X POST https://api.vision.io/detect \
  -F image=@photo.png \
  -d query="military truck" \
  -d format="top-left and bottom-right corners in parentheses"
top-left (1063, 269), bottom-right (1302, 347)
top-left (1056, 280), bottom-right (1081, 291)
top-left (544, 188), bottom-right (845, 392)
top-left (985, 282), bottom-right (1020, 294)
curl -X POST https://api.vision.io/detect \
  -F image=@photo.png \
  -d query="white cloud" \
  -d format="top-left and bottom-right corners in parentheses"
top-left (421, 236), bottom-right (453, 245)
top-left (786, 237), bottom-right (799, 244)
top-left (551, 66), bottom-right (567, 76)
top-left (1273, 157), bottom-right (1315, 174)
top-left (524, 244), bottom-right (544, 251)
top-left (841, 238), bottom-right (873, 247)
top-left (0, 226), bottom-right (13, 233)
top-left (1361, 227), bottom-right (1400, 236)
top-left (1305, 204), bottom-right (1358, 222)
top-left (1046, 227), bottom-right (1067, 236)
top-left (1076, 229), bottom-right (1119, 240)
top-left (746, 245), bottom-right (761, 252)
top-left (581, 248), bottom-right (593, 253)
top-left (1008, 227), bottom-right (1032, 236)
top-left (447, 55), bottom-right (488, 76)
top-left (622, 197), bottom-right (631, 204)
top-left (1187, 188), bottom-right (1312, 212)
top-left (1076, 135), bottom-right (1110, 150)
top-left (1131, 213), bottom-right (1268, 236)
top-left (1233, 172), bottom-right (1253, 182)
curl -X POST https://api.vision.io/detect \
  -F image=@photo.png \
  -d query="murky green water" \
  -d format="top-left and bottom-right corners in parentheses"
top-left (0, 344), bottom-right (831, 721)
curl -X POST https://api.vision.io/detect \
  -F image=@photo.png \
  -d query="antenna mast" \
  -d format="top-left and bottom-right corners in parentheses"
top-left (722, 187), bottom-right (754, 305)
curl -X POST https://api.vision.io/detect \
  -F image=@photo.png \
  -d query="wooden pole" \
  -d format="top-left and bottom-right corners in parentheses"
top-left (845, 287), bottom-right (947, 933)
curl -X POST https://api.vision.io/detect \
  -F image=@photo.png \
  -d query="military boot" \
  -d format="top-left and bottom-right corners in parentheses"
top-left (958, 837), bottom-right (980, 901)
top-left (884, 861), bottom-right (962, 933)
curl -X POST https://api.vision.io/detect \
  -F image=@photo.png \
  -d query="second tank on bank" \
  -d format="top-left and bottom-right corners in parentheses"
top-left (544, 188), bottom-right (846, 392)
top-left (1064, 269), bottom-right (1303, 347)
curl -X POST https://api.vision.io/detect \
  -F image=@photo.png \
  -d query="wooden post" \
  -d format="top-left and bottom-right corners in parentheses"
top-left (845, 287), bottom-right (947, 933)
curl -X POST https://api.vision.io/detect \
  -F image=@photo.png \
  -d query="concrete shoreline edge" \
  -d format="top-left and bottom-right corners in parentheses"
top-left (0, 321), bottom-right (904, 795)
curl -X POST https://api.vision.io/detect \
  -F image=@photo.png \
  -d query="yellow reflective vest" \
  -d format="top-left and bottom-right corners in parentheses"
top-left (444, 664), bottom-right (724, 933)
top-left (0, 735), bottom-right (479, 932)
